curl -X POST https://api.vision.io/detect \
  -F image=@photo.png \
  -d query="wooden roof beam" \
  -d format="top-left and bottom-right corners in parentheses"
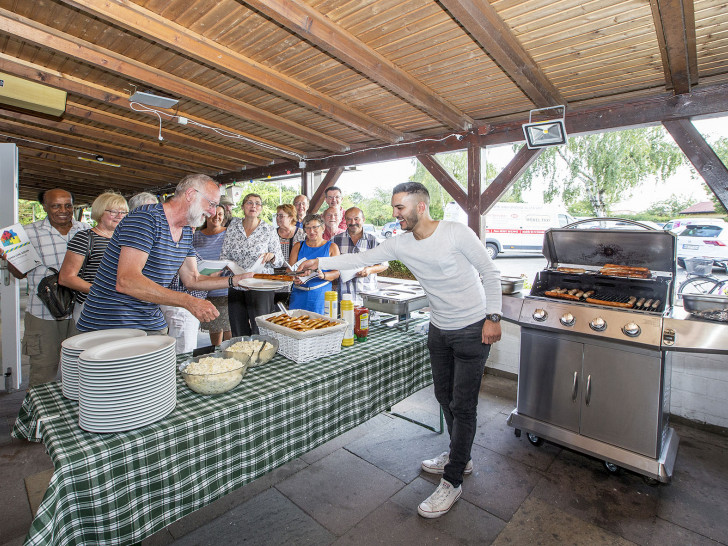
top-left (0, 53), bottom-right (304, 161)
top-left (663, 119), bottom-right (728, 209)
top-left (243, 0), bottom-right (473, 132)
top-left (59, 0), bottom-right (403, 144)
top-left (0, 108), bottom-right (243, 172)
top-left (439, 0), bottom-right (565, 108)
top-left (650, 0), bottom-right (698, 94)
top-left (225, 82), bottom-right (728, 180)
top-left (0, 126), bottom-right (208, 176)
top-left (0, 9), bottom-right (348, 152)
top-left (480, 146), bottom-right (544, 214)
top-left (416, 154), bottom-right (468, 211)
top-left (64, 101), bottom-right (268, 166)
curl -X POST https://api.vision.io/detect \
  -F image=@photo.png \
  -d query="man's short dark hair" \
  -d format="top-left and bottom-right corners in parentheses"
top-left (38, 189), bottom-right (75, 205)
top-left (325, 186), bottom-right (342, 196)
top-left (392, 182), bottom-right (429, 204)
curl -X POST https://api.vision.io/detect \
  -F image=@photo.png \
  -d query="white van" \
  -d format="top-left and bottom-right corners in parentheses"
top-left (444, 202), bottom-right (575, 259)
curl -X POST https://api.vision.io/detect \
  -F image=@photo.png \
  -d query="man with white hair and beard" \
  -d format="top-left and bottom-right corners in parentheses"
top-left (77, 174), bottom-right (253, 333)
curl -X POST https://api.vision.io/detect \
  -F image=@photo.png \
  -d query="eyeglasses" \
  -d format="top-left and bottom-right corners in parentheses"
top-left (304, 224), bottom-right (323, 231)
top-left (193, 189), bottom-right (219, 209)
top-left (105, 210), bottom-right (128, 217)
top-left (48, 204), bottom-right (74, 211)
top-left (275, 213), bottom-right (291, 218)
top-left (245, 200), bottom-right (263, 207)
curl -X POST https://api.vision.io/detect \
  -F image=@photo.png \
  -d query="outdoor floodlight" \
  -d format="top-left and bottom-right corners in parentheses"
top-left (522, 106), bottom-right (567, 149)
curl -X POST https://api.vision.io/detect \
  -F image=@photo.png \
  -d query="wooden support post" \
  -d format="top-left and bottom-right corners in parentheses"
top-left (663, 119), bottom-right (728, 210)
top-left (308, 167), bottom-right (345, 213)
top-left (467, 142), bottom-right (482, 236)
top-left (416, 154), bottom-right (468, 211)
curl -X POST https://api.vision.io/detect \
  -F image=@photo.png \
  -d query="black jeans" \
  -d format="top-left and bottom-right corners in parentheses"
top-left (427, 318), bottom-right (491, 487)
top-left (228, 288), bottom-right (274, 336)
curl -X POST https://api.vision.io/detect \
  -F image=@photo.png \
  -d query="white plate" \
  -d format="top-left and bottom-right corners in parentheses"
top-left (78, 351), bottom-right (175, 370)
top-left (79, 336), bottom-right (175, 362)
top-left (237, 278), bottom-right (292, 291)
top-left (79, 374), bottom-right (176, 397)
top-left (80, 389), bottom-right (176, 410)
top-left (62, 329), bottom-right (147, 351)
top-left (79, 399), bottom-right (176, 433)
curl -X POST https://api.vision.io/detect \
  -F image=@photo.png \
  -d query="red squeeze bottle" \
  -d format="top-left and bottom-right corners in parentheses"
top-left (354, 306), bottom-right (369, 341)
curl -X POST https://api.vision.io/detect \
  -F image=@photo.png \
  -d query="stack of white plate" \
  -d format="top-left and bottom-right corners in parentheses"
top-left (61, 329), bottom-right (147, 400)
top-left (78, 335), bottom-right (177, 433)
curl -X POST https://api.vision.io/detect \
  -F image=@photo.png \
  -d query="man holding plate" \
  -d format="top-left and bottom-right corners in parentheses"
top-left (77, 174), bottom-right (253, 334)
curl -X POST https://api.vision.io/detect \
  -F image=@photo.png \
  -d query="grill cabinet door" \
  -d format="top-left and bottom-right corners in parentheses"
top-left (518, 330), bottom-right (582, 433)
top-left (580, 345), bottom-right (662, 458)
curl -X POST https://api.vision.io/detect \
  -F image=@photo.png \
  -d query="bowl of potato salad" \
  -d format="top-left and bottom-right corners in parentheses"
top-left (179, 354), bottom-right (247, 395)
top-left (219, 336), bottom-right (279, 367)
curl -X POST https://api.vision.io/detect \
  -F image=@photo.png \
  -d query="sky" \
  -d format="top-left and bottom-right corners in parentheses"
top-left (330, 116), bottom-right (727, 215)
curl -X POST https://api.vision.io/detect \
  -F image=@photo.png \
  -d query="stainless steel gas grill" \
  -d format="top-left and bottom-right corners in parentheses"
top-left (507, 226), bottom-right (681, 483)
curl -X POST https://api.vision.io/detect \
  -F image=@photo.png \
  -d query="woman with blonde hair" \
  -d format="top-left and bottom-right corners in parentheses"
top-left (59, 191), bottom-right (129, 323)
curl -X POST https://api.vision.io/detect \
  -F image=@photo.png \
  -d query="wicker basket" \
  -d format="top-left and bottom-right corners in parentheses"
top-left (255, 310), bottom-right (347, 364)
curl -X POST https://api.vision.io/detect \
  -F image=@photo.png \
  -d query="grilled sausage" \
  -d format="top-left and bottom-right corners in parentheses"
top-left (545, 290), bottom-right (581, 300)
top-left (585, 297), bottom-right (636, 308)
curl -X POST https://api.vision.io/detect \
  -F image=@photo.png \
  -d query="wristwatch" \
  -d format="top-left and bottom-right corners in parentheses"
top-left (228, 276), bottom-right (235, 288)
top-left (485, 313), bottom-right (502, 323)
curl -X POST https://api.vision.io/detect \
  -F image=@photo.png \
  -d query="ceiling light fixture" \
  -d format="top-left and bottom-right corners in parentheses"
top-left (77, 156), bottom-right (121, 168)
top-left (522, 105), bottom-right (568, 149)
top-left (129, 90), bottom-right (179, 109)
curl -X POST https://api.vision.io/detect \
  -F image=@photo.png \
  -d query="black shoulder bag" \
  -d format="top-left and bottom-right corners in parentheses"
top-left (37, 230), bottom-right (93, 319)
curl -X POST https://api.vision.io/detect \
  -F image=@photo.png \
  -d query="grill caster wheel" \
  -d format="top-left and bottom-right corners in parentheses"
top-left (514, 428), bottom-right (521, 438)
top-left (527, 433), bottom-right (544, 446)
top-left (603, 461), bottom-right (622, 475)
top-left (643, 476), bottom-right (660, 487)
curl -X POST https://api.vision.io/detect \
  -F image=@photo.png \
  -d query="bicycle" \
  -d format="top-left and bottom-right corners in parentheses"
top-left (677, 259), bottom-right (728, 298)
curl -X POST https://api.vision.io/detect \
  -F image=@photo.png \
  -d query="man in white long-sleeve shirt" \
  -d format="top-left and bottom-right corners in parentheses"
top-left (299, 181), bottom-right (502, 519)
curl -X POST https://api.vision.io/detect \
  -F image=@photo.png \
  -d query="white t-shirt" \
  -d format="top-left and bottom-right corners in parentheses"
top-left (319, 221), bottom-right (502, 330)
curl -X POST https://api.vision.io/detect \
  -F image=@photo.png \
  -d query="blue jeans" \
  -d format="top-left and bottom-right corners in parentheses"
top-left (427, 318), bottom-right (491, 487)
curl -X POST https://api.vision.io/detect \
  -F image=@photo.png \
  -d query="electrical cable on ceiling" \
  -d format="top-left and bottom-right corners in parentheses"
top-left (0, 133), bottom-right (99, 158)
top-left (129, 102), bottom-right (303, 159)
top-left (309, 133), bottom-right (464, 163)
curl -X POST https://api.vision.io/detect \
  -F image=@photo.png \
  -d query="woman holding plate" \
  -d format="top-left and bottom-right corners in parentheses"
top-left (288, 213), bottom-right (340, 314)
top-left (220, 193), bottom-right (285, 336)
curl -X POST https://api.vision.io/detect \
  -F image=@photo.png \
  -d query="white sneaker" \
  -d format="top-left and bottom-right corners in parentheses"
top-left (421, 451), bottom-right (473, 475)
top-left (417, 478), bottom-right (462, 518)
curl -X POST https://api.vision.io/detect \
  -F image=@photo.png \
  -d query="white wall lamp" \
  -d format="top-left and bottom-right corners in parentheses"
top-left (522, 105), bottom-right (567, 149)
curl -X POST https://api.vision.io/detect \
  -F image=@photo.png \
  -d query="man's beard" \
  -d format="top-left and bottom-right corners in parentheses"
top-left (187, 199), bottom-right (208, 227)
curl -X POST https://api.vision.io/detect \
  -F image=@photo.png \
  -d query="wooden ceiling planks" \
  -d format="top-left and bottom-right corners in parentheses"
top-left (0, 0), bottom-right (726, 201)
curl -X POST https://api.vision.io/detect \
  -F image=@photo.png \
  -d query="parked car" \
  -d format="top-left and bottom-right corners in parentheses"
top-left (381, 221), bottom-right (400, 238)
top-left (676, 220), bottom-right (728, 270)
top-left (663, 217), bottom-right (723, 233)
top-left (363, 223), bottom-right (383, 242)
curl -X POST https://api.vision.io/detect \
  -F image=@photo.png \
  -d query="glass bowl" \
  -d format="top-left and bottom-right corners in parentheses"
top-left (219, 335), bottom-right (279, 367)
top-left (179, 353), bottom-right (248, 395)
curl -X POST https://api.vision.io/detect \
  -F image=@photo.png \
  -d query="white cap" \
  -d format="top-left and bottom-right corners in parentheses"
top-left (342, 294), bottom-right (352, 300)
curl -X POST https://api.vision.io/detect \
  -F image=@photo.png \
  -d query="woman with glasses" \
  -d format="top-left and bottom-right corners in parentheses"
top-left (59, 191), bottom-right (129, 323)
top-left (221, 193), bottom-right (285, 335)
top-left (288, 214), bottom-right (340, 314)
top-left (193, 205), bottom-right (231, 346)
top-left (274, 203), bottom-right (305, 307)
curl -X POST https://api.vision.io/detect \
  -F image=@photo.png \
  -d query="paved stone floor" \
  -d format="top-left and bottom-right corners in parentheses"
top-left (3, 372), bottom-right (727, 546)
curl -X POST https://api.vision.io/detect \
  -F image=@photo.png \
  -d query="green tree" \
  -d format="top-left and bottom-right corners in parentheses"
top-left (409, 152), bottom-right (497, 219)
top-left (18, 200), bottom-right (45, 224)
top-left (229, 180), bottom-right (300, 222)
top-left (518, 127), bottom-right (685, 217)
top-left (706, 137), bottom-right (728, 216)
top-left (644, 194), bottom-right (697, 217)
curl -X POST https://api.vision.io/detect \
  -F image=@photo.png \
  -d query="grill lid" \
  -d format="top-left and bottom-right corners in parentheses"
top-left (542, 227), bottom-right (677, 274)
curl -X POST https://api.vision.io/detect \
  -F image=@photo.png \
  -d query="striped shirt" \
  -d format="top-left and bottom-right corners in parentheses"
top-left (192, 230), bottom-right (228, 298)
top-left (24, 217), bottom-right (89, 320)
top-left (77, 204), bottom-right (195, 331)
top-left (66, 229), bottom-right (111, 304)
top-left (331, 231), bottom-right (386, 303)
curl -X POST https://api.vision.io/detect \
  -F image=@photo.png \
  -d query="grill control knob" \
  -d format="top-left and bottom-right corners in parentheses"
top-left (532, 308), bottom-right (548, 322)
top-left (559, 313), bottom-right (575, 327)
top-left (589, 317), bottom-right (607, 331)
top-left (622, 322), bottom-right (641, 337)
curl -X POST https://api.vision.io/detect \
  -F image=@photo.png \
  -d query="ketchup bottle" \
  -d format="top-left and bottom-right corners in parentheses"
top-left (354, 306), bottom-right (369, 341)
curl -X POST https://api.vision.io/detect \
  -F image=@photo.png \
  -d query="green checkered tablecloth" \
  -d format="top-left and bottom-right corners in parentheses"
top-left (12, 323), bottom-right (432, 546)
